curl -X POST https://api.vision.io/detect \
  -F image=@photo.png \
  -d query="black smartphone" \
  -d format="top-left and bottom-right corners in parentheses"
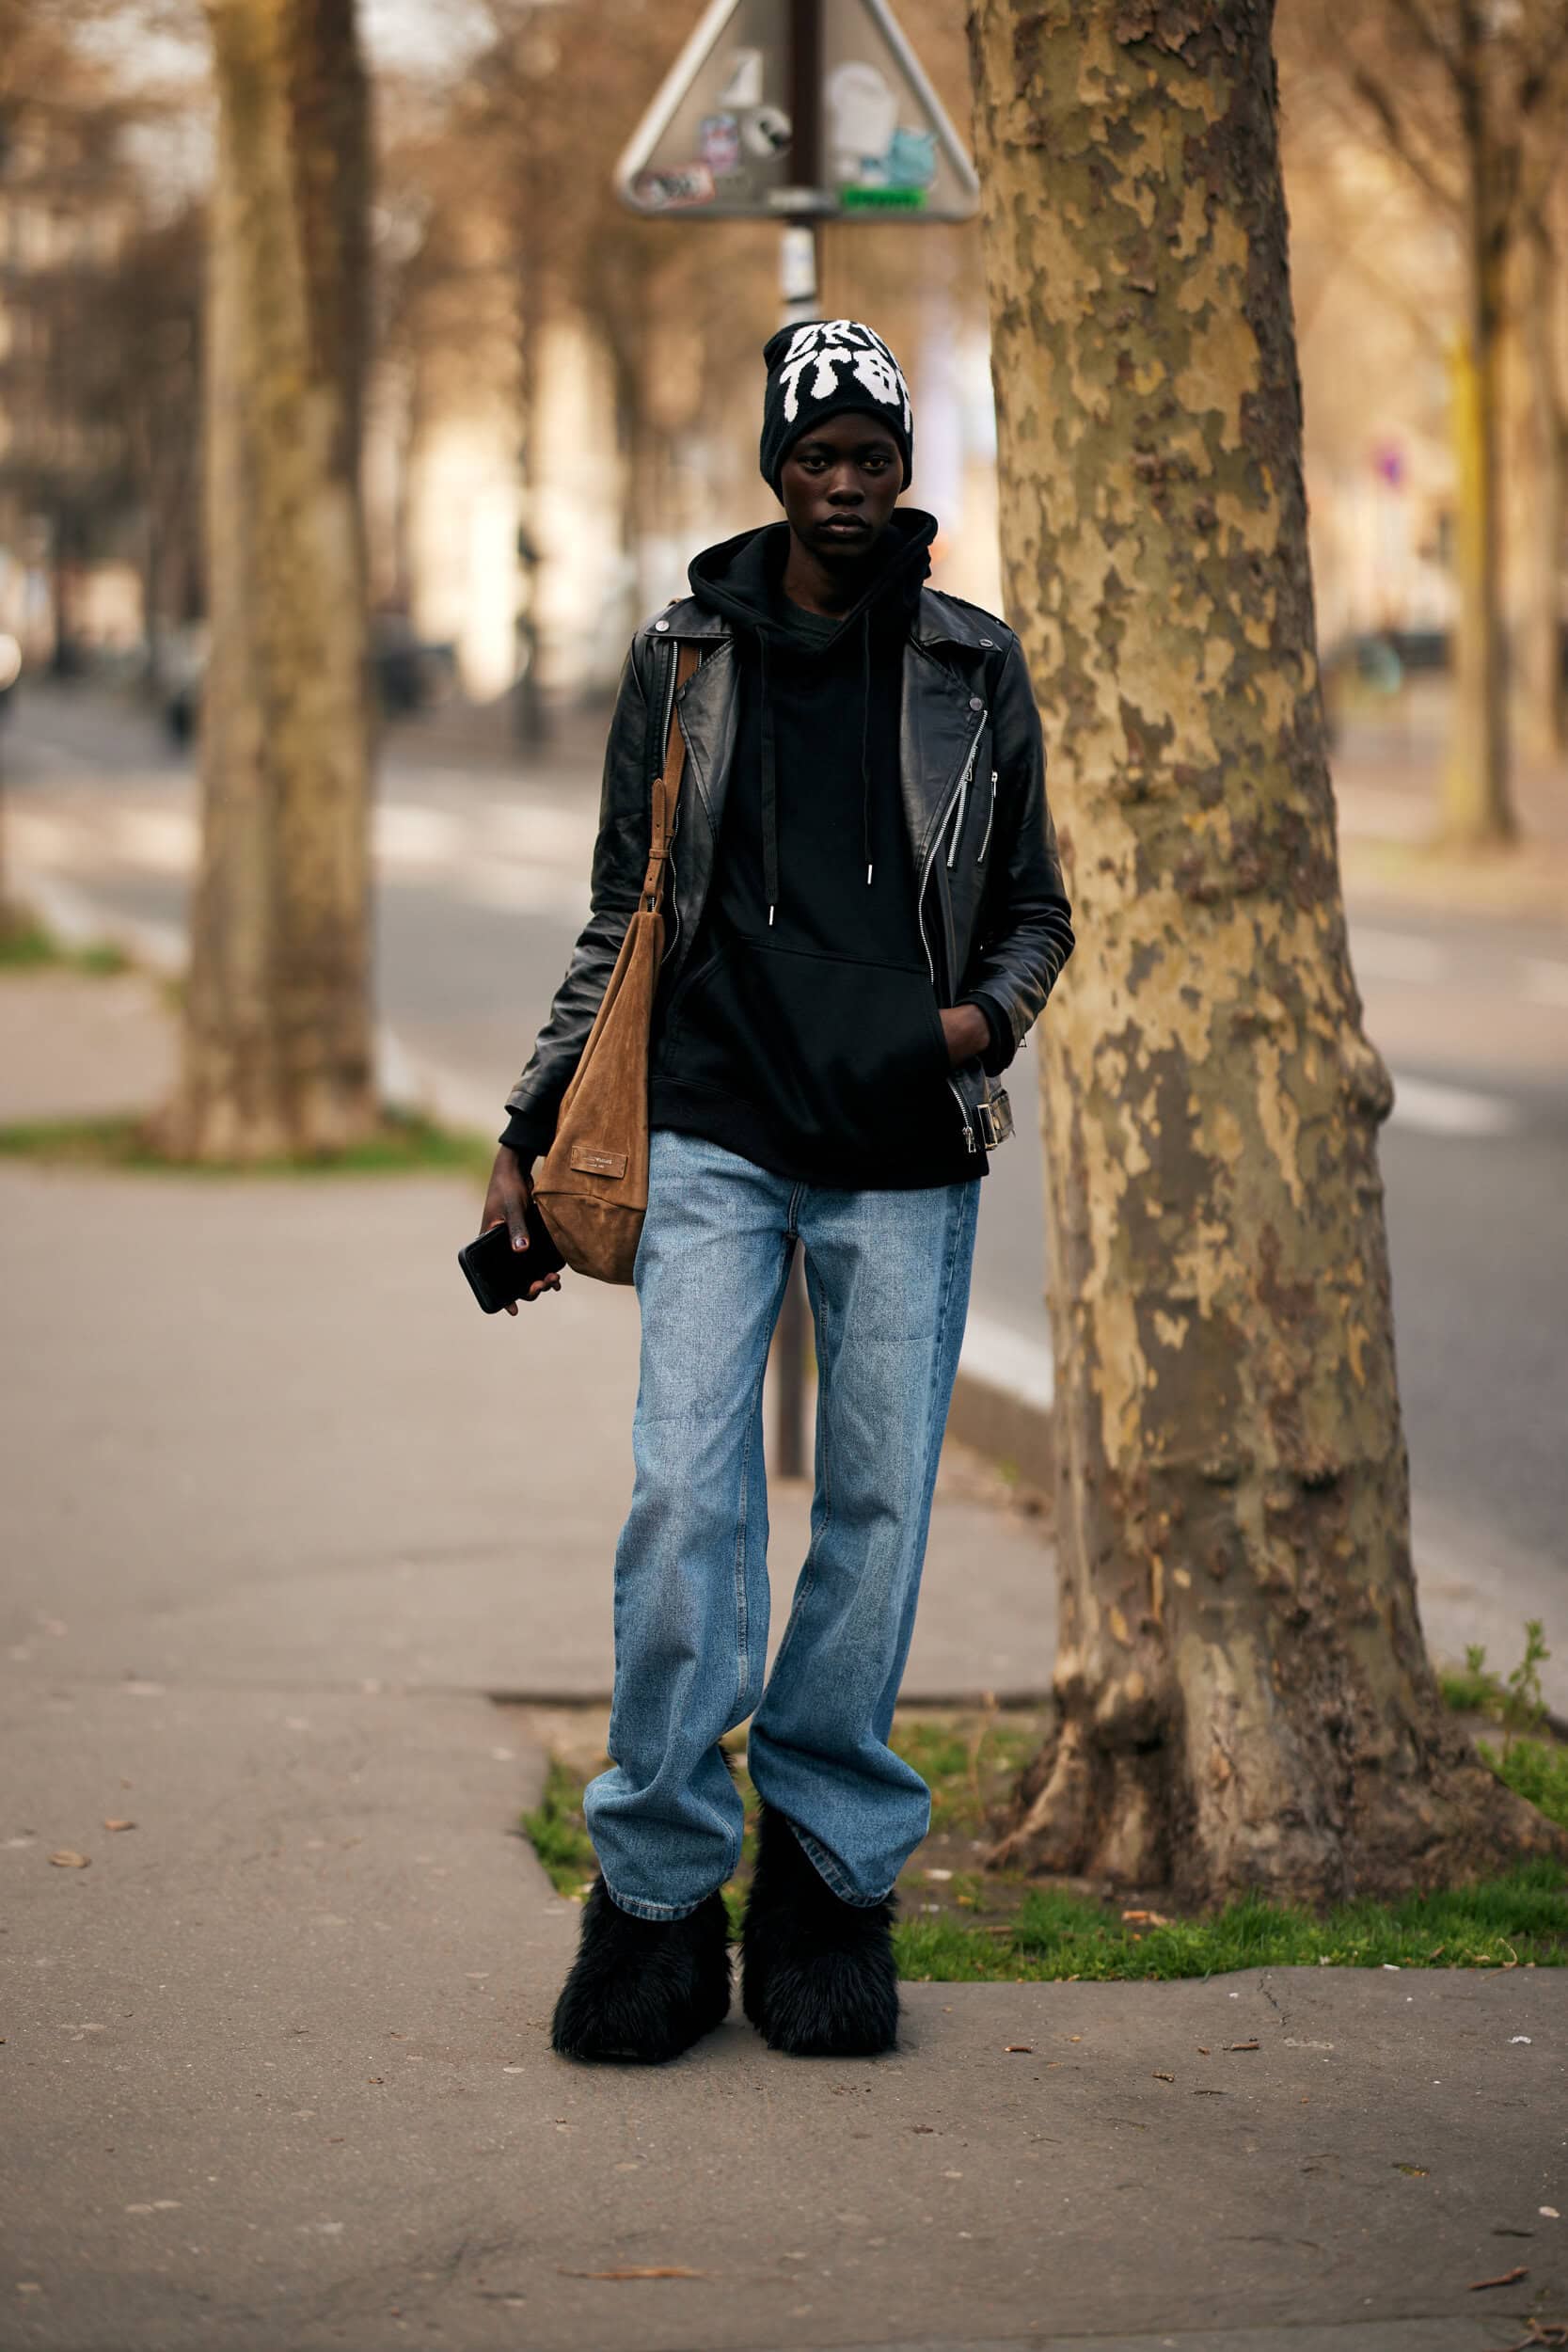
top-left (458, 1200), bottom-right (567, 1312)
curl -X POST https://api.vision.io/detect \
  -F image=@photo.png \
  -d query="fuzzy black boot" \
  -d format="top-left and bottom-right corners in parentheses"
top-left (741, 1802), bottom-right (900, 2058)
top-left (550, 1880), bottom-right (732, 2064)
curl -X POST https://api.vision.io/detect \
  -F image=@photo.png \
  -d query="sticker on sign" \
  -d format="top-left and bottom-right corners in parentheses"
top-left (632, 162), bottom-right (718, 211)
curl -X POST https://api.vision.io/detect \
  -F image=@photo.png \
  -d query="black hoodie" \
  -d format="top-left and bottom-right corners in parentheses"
top-left (647, 511), bottom-right (988, 1191)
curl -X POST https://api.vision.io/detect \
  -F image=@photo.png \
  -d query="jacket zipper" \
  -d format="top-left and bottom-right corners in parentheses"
top-left (920, 709), bottom-right (988, 1152)
top-left (977, 771), bottom-right (997, 863)
top-left (945, 750), bottom-right (976, 867)
top-left (657, 642), bottom-right (684, 964)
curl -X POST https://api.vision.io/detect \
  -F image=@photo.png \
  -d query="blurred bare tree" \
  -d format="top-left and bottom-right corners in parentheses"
top-left (0, 13), bottom-right (201, 673)
top-left (1515, 173), bottom-right (1568, 759)
top-left (967, 0), bottom-right (1560, 1906)
top-left (165, 0), bottom-right (376, 1160)
top-left (1298, 0), bottom-right (1568, 840)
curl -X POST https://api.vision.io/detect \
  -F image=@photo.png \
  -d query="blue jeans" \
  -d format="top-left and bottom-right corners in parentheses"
top-left (584, 1129), bottom-right (981, 1920)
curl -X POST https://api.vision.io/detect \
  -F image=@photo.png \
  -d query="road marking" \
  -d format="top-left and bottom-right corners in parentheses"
top-left (1524, 958), bottom-right (1568, 1009)
top-left (111, 808), bottom-right (198, 871)
top-left (373, 804), bottom-right (467, 863)
top-left (1386, 1072), bottom-right (1521, 1137)
top-left (958, 1312), bottom-right (1054, 1411)
top-left (1349, 927), bottom-right (1449, 984)
top-left (457, 866), bottom-right (589, 918)
top-left (24, 875), bottom-right (184, 976)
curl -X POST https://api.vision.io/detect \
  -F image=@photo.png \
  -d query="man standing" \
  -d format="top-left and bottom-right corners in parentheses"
top-left (483, 320), bottom-right (1073, 2064)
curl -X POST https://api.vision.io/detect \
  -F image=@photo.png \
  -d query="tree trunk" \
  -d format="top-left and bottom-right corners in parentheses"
top-left (966, 0), bottom-right (1560, 1909)
top-left (1515, 215), bottom-right (1567, 764)
top-left (166, 0), bottom-right (375, 1162)
top-left (1444, 172), bottom-right (1514, 845)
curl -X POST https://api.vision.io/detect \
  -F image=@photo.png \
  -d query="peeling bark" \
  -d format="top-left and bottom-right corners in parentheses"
top-left (966, 0), bottom-right (1561, 1906)
top-left (165, 0), bottom-right (375, 1161)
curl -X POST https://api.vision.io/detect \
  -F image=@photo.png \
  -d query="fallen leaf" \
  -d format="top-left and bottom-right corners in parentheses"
top-left (1226, 2040), bottom-right (1259, 2052)
top-left (1153, 2071), bottom-right (1174, 2082)
top-left (911, 2125), bottom-right (935, 2134)
top-left (103, 1819), bottom-right (135, 1833)
top-left (1197, 2045), bottom-right (1211, 2055)
top-left (48, 1851), bottom-right (90, 1868)
top-left (1468, 2266), bottom-right (1528, 2292)
top-left (1393, 2164), bottom-right (1429, 2177)
top-left (560, 2266), bottom-right (707, 2281)
top-left (1120, 1908), bottom-right (1169, 1926)
top-left (1005, 2045), bottom-right (1034, 2055)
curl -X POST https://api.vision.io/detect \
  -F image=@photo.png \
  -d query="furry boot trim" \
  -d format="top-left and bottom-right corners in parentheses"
top-left (550, 1880), bottom-right (732, 2065)
top-left (741, 1801), bottom-right (900, 2058)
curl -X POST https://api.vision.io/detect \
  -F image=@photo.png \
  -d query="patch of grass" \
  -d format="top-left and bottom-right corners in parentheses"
top-left (522, 1757), bottom-right (599, 1899)
top-left (0, 915), bottom-right (129, 976)
top-left (0, 1106), bottom-right (493, 1179)
top-left (1441, 1654), bottom-right (1500, 1715)
top-left (895, 1864), bottom-right (1568, 1982)
top-left (1485, 1736), bottom-right (1568, 1831)
top-left (518, 1705), bottom-right (1568, 1981)
top-left (1441, 1624), bottom-right (1556, 1754)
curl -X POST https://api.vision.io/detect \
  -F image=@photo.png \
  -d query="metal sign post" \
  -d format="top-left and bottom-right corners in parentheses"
top-left (616, 0), bottom-right (974, 1474)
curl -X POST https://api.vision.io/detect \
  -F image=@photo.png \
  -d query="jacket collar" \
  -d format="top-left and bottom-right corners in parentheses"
top-left (644, 585), bottom-right (1000, 654)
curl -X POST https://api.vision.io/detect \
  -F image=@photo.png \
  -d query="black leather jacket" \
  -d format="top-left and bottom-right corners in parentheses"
top-left (504, 586), bottom-right (1074, 1157)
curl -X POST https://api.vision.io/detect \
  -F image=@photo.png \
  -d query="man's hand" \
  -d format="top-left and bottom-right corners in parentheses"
top-left (940, 1003), bottom-right (990, 1068)
top-left (481, 1144), bottom-right (562, 1313)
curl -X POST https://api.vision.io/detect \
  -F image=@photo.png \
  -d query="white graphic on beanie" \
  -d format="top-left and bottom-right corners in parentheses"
top-left (776, 319), bottom-right (911, 436)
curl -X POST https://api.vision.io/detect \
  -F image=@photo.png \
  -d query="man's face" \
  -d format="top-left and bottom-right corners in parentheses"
top-left (778, 412), bottom-right (902, 565)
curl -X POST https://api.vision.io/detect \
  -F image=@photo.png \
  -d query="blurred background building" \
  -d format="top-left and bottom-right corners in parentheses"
top-left (1, 0), bottom-right (1563, 737)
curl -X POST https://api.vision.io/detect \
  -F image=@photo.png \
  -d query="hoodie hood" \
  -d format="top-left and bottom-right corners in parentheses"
top-left (687, 510), bottom-right (937, 922)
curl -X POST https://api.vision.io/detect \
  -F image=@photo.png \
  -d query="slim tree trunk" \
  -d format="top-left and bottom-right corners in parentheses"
top-left (1516, 215), bottom-right (1567, 763)
top-left (165, 0), bottom-right (375, 1161)
top-left (966, 0), bottom-right (1560, 1908)
top-left (1444, 160), bottom-right (1514, 844)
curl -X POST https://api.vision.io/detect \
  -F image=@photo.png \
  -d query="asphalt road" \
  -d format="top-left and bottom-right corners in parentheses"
top-left (6, 682), bottom-right (1566, 1614)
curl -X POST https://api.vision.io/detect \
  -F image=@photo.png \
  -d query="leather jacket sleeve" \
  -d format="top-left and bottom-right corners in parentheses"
top-left (500, 638), bottom-right (655, 1157)
top-left (958, 634), bottom-right (1074, 1074)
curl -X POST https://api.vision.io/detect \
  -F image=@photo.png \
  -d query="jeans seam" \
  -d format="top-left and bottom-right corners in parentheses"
top-left (766, 1260), bottom-right (832, 1677)
top-left (733, 1232), bottom-right (795, 1721)
top-left (796, 1825), bottom-right (894, 1908)
top-left (868, 1180), bottom-right (975, 1741)
top-left (604, 1877), bottom-right (730, 1924)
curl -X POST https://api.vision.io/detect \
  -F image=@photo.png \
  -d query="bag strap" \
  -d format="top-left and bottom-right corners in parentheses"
top-left (641, 641), bottom-right (700, 911)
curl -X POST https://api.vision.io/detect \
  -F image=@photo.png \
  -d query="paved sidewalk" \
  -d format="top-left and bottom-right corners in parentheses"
top-left (2, 966), bottom-right (1565, 2351)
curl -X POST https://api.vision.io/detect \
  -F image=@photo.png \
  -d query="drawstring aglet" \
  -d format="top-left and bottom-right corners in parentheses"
top-left (865, 863), bottom-right (874, 886)
top-left (768, 904), bottom-right (776, 926)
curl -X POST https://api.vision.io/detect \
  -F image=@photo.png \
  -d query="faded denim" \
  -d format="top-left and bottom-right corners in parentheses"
top-left (584, 1128), bottom-right (980, 1920)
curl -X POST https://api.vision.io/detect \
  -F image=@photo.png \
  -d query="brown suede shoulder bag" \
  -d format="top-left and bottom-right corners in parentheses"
top-left (532, 640), bottom-right (700, 1284)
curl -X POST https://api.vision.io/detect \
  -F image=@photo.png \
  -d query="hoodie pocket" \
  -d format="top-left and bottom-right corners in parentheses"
top-left (661, 933), bottom-right (955, 1164)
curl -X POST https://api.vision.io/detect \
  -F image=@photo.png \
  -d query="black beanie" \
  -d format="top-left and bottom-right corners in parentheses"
top-left (758, 318), bottom-right (913, 495)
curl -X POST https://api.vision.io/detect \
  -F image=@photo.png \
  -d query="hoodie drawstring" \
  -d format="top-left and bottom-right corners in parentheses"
top-left (861, 609), bottom-right (874, 888)
top-left (759, 633), bottom-right (780, 925)
top-left (759, 608), bottom-right (878, 926)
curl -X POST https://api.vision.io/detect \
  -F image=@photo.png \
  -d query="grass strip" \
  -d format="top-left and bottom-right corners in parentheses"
top-left (520, 1715), bottom-right (1568, 1981)
top-left (0, 1108), bottom-right (493, 1179)
top-left (0, 917), bottom-right (127, 976)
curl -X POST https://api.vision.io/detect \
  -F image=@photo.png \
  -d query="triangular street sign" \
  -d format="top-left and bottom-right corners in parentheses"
top-left (614, 0), bottom-right (979, 223)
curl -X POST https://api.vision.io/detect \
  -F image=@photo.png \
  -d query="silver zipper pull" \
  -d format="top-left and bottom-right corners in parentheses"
top-left (977, 772), bottom-right (997, 863)
top-left (945, 774), bottom-right (968, 867)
